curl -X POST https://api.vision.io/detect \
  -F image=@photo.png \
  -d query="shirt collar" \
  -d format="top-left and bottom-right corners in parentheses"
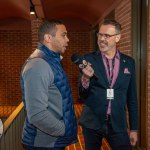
top-left (101, 50), bottom-right (120, 60)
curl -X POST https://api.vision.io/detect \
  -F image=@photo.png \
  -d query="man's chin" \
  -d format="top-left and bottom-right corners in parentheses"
top-left (60, 49), bottom-right (66, 54)
top-left (99, 48), bottom-right (106, 52)
top-left (63, 47), bottom-right (67, 52)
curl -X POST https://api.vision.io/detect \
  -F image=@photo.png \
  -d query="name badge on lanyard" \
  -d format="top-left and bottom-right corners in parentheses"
top-left (107, 89), bottom-right (114, 100)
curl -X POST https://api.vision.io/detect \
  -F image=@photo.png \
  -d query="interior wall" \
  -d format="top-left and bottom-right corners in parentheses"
top-left (0, 29), bottom-right (32, 105)
top-left (115, 0), bottom-right (132, 56)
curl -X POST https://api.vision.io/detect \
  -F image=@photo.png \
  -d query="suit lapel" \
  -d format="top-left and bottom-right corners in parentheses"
top-left (113, 53), bottom-right (126, 89)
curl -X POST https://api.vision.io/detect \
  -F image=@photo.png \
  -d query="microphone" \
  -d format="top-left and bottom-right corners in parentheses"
top-left (71, 53), bottom-right (98, 80)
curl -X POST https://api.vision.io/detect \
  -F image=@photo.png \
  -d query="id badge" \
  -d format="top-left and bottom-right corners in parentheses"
top-left (107, 89), bottom-right (114, 100)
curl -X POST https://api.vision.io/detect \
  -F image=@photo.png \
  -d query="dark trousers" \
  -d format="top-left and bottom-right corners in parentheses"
top-left (24, 145), bottom-right (65, 150)
top-left (82, 118), bottom-right (132, 150)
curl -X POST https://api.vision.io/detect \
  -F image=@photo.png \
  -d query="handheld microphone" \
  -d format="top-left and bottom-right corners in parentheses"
top-left (71, 53), bottom-right (98, 80)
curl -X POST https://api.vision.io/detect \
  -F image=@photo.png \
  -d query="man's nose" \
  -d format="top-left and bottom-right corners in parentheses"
top-left (66, 36), bottom-right (69, 42)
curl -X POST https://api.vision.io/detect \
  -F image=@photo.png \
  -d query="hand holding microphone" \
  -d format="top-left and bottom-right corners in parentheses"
top-left (81, 61), bottom-right (94, 80)
top-left (71, 53), bottom-right (98, 80)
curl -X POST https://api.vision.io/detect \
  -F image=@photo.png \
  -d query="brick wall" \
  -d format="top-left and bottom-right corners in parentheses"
top-left (115, 0), bottom-right (132, 56)
top-left (31, 18), bottom-right (43, 50)
top-left (0, 30), bottom-right (32, 105)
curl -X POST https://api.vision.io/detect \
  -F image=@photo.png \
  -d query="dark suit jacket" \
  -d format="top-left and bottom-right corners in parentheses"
top-left (79, 50), bottom-right (138, 132)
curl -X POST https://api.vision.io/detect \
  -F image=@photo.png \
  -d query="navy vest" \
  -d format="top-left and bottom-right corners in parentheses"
top-left (20, 43), bottom-right (77, 147)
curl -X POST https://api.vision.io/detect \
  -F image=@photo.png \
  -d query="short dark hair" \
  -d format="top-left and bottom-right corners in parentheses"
top-left (100, 19), bottom-right (122, 33)
top-left (38, 19), bottom-right (64, 42)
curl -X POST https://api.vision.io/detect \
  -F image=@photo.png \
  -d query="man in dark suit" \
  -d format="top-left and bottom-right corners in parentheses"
top-left (78, 19), bottom-right (138, 150)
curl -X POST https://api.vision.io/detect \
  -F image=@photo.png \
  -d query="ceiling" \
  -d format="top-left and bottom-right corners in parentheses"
top-left (0, 0), bottom-right (122, 30)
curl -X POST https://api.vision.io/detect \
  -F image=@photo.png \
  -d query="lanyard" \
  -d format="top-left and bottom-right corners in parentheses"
top-left (106, 57), bottom-right (115, 87)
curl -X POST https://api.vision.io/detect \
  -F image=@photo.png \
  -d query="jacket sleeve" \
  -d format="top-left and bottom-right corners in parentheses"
top-left (78, 54), bottom-right (94, 100)
top-left (22, 58), bottom-right (65, 136)
top-left (78, 73), bottom-right (90, 100)
top-left (127, 59), bottom-right (138, 130)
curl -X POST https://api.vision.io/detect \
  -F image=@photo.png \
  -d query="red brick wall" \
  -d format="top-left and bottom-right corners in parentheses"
top-left (115, 0), bottom-right (132, 56)
top-left (31, 18), bottom-right (43, 50)
top-left (0, 30), bottom-right (32, 105)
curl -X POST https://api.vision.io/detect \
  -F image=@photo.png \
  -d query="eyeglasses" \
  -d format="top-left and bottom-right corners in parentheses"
top-left (96, 33), bottom-right (119, 39)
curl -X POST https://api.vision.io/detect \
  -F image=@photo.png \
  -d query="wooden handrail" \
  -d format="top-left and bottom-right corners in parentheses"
top-left (3, 102), bottom-right (24, 133)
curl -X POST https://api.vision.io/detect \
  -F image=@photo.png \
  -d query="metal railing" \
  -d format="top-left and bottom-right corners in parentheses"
top-left (0, 102), bottom-right (25, 150)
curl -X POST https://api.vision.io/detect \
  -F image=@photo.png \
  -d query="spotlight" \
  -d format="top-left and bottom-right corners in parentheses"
top-left (29, 0), bottom-right (37, 17)
top-left (30, 5), bottom-right (35, 15)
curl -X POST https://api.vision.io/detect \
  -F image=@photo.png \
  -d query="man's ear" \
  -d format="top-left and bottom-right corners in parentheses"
top-left (116, 34), bottom-right (121, 43)
top-left (44, 34), bottom-right (52, 43)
